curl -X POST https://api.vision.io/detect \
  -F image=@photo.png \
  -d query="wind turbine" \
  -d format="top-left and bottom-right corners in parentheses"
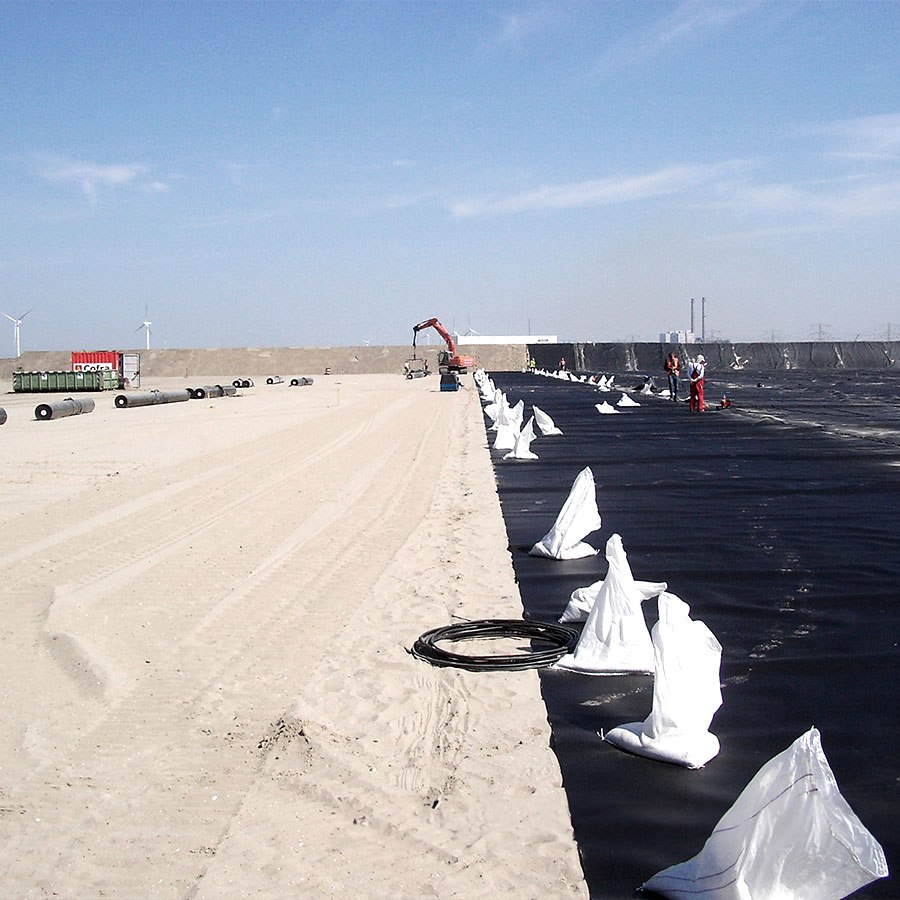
top-left (135, 305), bottom-right (152, 350)
top-left (2, 308), bottom-right (32, 357)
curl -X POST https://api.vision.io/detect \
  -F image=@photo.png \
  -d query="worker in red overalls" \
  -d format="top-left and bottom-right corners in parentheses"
top-left (665, 351), bottom-right (680, 401)
top-left (689, 355), bottom-right (706, 412)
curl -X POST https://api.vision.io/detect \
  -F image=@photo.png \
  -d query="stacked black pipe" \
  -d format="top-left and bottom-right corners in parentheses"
top-left (115, 390), bottom-right (192, 409)
top-left (189, 384), bottom-right (237, 399)
top-left (35, 397), bottom-right (95, 420)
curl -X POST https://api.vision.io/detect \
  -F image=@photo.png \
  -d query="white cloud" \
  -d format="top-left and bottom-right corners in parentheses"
top-left (498, 9), bottom-right (550, 46)
top-left (41, 158), bottom-right (148, 202)
top-left (821, 112), bottom-right (900, 161)
top-left (728, 172), bottom-right (900, 219)
top-left (141, 181), bottom-right (171, 194)
top-left (39, 156), bottom-right (174, 202)
top-left (451, 160), bottom-right (754, 218)
top-left (594, 0), bottom-right (765, 74)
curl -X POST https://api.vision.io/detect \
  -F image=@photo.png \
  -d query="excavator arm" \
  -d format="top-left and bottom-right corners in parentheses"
top-left (412, 317), bottom-right (457, 355)
top-left (410, 317), bottom-right (474, 374)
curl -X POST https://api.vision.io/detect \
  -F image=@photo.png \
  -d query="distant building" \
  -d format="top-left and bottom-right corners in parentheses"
top-left (454, 334), bottom-right (558, 345)
top-left (659, 330), bottom-right (696, 344)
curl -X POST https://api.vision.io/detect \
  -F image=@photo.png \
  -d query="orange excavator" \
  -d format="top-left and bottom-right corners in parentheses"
top-left (411, 318), bottom-right (475, 374)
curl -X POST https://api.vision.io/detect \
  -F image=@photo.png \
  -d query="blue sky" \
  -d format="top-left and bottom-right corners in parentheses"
top-left (2, 1), bottom-right (899, 354)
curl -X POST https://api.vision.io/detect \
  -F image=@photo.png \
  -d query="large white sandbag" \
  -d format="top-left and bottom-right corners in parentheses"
top-left (643, 727), bottom-right (889, 899)
top-left (529, 467), bottom-right (601, 560)
top-left (492, 405), bottom-right (520, 450)
top-left (508, 398), bottom-right (524, 430)
top-left (559, 573), bottom-right (667, 624)
top-left (604, 592), bottom-right (722, 766)
top-left (504, 415), bottom-right (539, 460)
top-left (595, 401), bottom-right (620, 414)
top-left (555, 534), bottom-right (655, 673)
top-left (532, 405), bottom-right (563, 436)
top-left (483, 388), bottom-right (504, 422)
top-left (616, 393), bottom-right (641, 407)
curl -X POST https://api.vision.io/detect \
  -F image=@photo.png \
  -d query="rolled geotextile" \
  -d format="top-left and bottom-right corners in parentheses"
top-left (0, 407), bottom-right (7, 426)
top-left (232, 379), bottom-right (242, 388)
top-left (189, 385), bottom-right (223, 399)
top-left (115, 390), bottom-right (192, 409)
top-left (289, 377), bottom-right (315, 386)
top-left (241, 378), bottom-right (254, 388)
top-left (35, 397), bottom-right (95, 420)
top-left (266, 376), bottom-right (284, 385)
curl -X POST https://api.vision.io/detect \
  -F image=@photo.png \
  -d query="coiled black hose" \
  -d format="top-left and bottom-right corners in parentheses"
top-left (410, 619), bottom-right (577, 671)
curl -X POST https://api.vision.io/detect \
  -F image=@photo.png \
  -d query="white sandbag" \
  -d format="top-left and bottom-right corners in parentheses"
top-left (483, 388), bottom-right (504, 422)
top-left (595, 401), bottom-right (620, 415)
top-left (640, 382), bottom-right (653, 395)
top-left (555, 534), bottom-right (654, 673)
top-left (493, 406), bottom-right (520, 450)
top-left (643, 727), bottom-right (889, 899)
top-left (604, 592), bottom-right (721, 766)
top-left (532, 405), bottom-right (563, 436)
top-left (596, 376), bottom-right (610, 392)
top-left (529, 467), bottom-right (601, 560)
top-left (560, 576), bottom-right (667, 624)
top-left (503, 416), bottom-right (538, 460)
top-left (508, 399), bottom-right (524, 430)
top-left (617, 393), bottom-right (641, 407)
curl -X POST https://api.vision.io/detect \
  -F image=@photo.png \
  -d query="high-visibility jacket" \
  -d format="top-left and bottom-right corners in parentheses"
top-left (666, 355), bottom-right (680, 375)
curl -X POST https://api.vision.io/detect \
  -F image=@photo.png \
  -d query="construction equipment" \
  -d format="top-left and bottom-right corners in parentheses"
top-left (411, 318), bottom-right (475, 374)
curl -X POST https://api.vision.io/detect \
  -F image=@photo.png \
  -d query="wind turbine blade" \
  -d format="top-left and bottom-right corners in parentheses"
top-left (135, 323), bottom-right (145, 332)
top-left (19, 309), bottom-right (33, 320)
top-left (2, 312), bottom-right (16, 323)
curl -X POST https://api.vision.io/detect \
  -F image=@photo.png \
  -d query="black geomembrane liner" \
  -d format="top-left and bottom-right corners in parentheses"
top-left (483, 370), bottom-right (899, 899)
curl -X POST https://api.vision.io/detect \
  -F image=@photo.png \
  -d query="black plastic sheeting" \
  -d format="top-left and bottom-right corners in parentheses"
top-left (482, 370), bottom-right (899, 899)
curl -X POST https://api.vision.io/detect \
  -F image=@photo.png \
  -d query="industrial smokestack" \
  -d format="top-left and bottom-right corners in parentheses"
top-left (691, 298), bottom-right (695, 334)
top-left (702, 297), bottom-right (706, 341)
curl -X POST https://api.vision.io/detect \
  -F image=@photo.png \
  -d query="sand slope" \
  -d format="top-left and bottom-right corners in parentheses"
top-left (0, 375), bottom-right (586, 898)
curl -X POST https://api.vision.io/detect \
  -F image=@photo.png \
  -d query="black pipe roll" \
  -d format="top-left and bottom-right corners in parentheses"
top-left (35, 397), bottom-right (95, 420)
top-left (0, 407), bottom-right (7, 426)
top-left (190, 385), bottom-right (225, 399)
top-left (266, 376), bottom-right (284, 385)
top-left (116, 390), bottom-right (192, 408)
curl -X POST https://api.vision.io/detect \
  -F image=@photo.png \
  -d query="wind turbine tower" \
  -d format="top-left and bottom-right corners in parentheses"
top-left (2, 308), bottom-right (32, 357)
top-left (135, 306), bottom-right (152, 350)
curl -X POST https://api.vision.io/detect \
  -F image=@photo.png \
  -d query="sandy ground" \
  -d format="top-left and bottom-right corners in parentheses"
top-left (0, 375), bottom-right (587, 899)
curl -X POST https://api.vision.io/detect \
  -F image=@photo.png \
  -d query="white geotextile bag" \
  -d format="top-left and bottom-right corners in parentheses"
top-left (493, 412), bottom-right (519, 450)
top-left (596, 401), bottom-right (620, 414)
top-left (559, 559), bottom-right (666, 624)
top-left (504, 415), bottom-right (538, 460)
top-left (529, 467), bottom-right (601, 559)
top-left (643, 727), bottom-right (889, 899)
top-left (483, 388), bottom-right (504, 422)
top-left (555, 534), bottom-right (656, 673)
top-left (617, 393), bottom-right (641, 407)
top-left (508, 399), bottom-right (524, 430)
top-left (532, 405), bottom-right (563, 436)
top-left (604, 592), bottom-right (721, 766)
